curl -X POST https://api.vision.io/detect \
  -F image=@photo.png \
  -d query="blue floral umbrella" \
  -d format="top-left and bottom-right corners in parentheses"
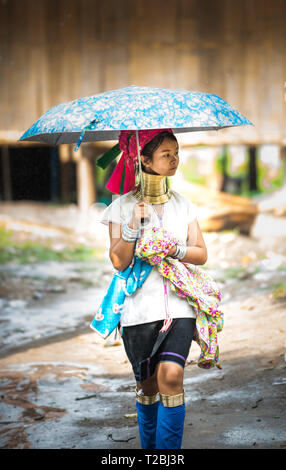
top-left (19, 85), bottom-right (253, 197)
top-left (20, 84), bottom-right (252, 144)
top-left (19, 85), bottom-right (253, 341)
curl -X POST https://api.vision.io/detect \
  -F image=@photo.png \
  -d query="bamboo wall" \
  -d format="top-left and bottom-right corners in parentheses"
top-left (0, 0), bottom-right (286, 145)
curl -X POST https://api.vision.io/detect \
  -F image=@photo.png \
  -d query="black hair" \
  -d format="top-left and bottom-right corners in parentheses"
top-left (141, 131), bottom-right (178, 171)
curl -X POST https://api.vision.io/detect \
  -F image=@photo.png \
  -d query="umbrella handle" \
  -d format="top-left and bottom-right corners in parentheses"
top-left (140, 217), bottom-right (150, 225)
top-left (135, 130), bottom-right (144, 201)
top-left (136, 130), bottom-right (149, 226)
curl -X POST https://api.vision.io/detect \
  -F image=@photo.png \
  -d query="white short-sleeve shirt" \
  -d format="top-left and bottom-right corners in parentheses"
top-left (100, 189), bottom-right (197, 326)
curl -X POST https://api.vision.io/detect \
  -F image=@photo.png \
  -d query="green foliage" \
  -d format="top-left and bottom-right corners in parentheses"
top-left (215, 145), bottom-right (284, 198)
top-left (180, 159), bottom-right (207, 186)
top-left (0, 226), bottom-right (98, 264)
top-left (271, 282), bottom-right (286, 300)
top-left (255, 152), bottom-right (284, 195)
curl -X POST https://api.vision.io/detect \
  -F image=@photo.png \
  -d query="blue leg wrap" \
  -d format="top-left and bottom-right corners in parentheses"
top-left (136, 400), bottom-right (159, 449)
top-left (156, 401), bottom-right (185, 449)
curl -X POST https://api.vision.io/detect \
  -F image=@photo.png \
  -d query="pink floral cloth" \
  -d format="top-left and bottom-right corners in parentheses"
top-left (135, 226), bottom-right (224, 369)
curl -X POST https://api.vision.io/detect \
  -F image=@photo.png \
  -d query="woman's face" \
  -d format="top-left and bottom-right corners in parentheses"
top-left (141, 138), bottom-right (179, 176)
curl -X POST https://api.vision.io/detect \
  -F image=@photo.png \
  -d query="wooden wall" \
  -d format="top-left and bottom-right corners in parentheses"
top-left (0, 0), bottom-right (286, 145)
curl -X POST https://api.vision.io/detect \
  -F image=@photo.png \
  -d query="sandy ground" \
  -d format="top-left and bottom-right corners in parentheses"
top-left (0, 203), bottom-right (286, 450)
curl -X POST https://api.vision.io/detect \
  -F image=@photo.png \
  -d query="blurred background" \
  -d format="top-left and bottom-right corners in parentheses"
top-left (0, 0), bottom-right (285, 262)
top-left (0, 0), bottom-right (286, 450)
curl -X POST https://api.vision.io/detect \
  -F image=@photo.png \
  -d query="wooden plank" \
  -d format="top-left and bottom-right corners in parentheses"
top-left (129, 0), bottom-right (177, 88)
top-left (0, 0), bottom-right (32, 130)
top-left (220, 0), bottom-right (257, 145)
top-left (78, 0), bottom-right (105, 96)
top-left (176, 0), bottom-right (200, 49)
top-left (101, 0), bottom-right (130, 44)
top-left (0, 1), bottom-right (10, 124)
top-left (81, 0), bottom-right (131, 96)
top-left (103, 44), bottom-right (130, 91)
top-left (23, 0), bottom-right (50, 123)
top-left (131, 0), bottom-right (177, 45)
top-left (176, 52), bottom-right (200, 92)
top-left (176, 0), bottom-right (200, 91)
top-left (44, 0), bottom-right (62, 107)
top-left (257, 0), bottom-right (285, 142)
top-left (55, 0), bottom-right (82, 103)
top-left (194, 0), bottom-right (224, 97)
top-left (129, 43), bottom-right (177, 89)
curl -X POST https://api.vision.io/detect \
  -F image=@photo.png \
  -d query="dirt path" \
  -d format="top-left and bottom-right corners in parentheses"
top-left (1, 272), bottom-right (285, 448)
top-left (0, 213), bottom-right (286, 449)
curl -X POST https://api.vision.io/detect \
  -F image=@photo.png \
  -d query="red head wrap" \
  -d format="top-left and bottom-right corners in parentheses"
top-left (106, 128), bottom-right (174, 195)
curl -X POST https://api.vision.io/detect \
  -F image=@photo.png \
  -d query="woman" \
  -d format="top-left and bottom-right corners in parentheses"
top-left (100, 129), bottom-right (208, 449)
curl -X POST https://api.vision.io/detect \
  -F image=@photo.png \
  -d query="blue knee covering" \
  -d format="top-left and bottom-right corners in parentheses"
top-left (136, 400), bottom-right (159, 449)
top-left (156, 402), bottom-right (185, 449)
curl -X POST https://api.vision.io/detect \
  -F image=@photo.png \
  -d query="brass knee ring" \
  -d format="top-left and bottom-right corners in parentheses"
top-left (159, 390), bottom-right (185, 407)
top-left (136, 388), bottom-right (159, 405)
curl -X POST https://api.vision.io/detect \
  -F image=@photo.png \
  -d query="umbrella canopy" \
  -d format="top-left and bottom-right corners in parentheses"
top-left (19, 85), bottom-right (253, 146)
top-left (19, 85), bottom-right (253, 200)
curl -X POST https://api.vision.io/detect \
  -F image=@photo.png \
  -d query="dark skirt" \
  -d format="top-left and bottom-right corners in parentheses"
top-left (121, 318), bottom-right (196, 383)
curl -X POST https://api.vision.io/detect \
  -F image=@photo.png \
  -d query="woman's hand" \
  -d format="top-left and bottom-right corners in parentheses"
top-left (129, 201), bottom-right (152, 230)
top-left (166, 245), bottom-right (177, 257)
